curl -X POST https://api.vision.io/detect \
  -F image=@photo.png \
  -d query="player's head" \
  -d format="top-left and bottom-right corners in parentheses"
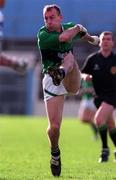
top-left (43, 4), bottom-right (63, 31)
top-left (99, 31), bottom-right (114, 51)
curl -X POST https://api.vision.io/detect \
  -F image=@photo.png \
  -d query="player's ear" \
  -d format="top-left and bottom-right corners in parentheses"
top-left (112, 40), bottom-right (114, 47)
top-left (60, 14), bottom-right (63, 20)
top-left (98, 40), bottom-right (101, 47)
top-left (99, 34), bottom-right (103, 47)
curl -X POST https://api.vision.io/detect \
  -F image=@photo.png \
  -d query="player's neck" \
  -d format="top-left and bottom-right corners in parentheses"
top-left (56, 25), bottom-right (63, 33)
top-left (100, 49), bottom-right (112, 58)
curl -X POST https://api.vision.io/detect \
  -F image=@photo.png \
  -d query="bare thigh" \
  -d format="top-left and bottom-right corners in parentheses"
top-left (94, 102), bottom-right (114, 126)
top-left (80, 108), bottom-right (96, 123)
top-left (45, 95), bottom-right (65, 128)
top-left (107, 114), bottom-right (115, 130)
top-left (63, 61), bottom-right (81, 94)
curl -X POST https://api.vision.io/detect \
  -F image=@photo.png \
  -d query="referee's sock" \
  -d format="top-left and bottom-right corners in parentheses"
top-left (109, 128), bottom-right (116, 147)
top-left (98, 124), bottom-right (108, 149)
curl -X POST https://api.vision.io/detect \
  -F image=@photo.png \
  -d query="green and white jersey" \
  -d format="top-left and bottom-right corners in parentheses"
top-left (37, 22), bottom-right (85, 73)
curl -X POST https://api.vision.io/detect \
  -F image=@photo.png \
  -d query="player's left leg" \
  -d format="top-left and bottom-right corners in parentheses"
top-left (107, 115), bottom-right (116, 162)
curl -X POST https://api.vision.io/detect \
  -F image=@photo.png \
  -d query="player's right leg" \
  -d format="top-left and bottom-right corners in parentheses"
top-left (107, 114), bottom-right (116, 162)
top-left (45, 95), bottom-right (64, 176)
top-left (98, 148), bottom-right (110, 163)
top-left (95, 102), bottom-right (114, 162)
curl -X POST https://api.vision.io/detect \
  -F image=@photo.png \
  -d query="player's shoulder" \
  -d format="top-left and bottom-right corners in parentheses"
top-left (62, 22), bottom-right (75, 30)
top-left (37, 26), bottom-right (49, 39)
top-left (37, 26), bottom-right (46, 35)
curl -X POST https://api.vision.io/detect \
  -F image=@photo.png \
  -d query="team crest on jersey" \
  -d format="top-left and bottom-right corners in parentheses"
top-left (111, 66), bottom-right (116, 74)
top-left (93, 64), bottom-right (100, 70)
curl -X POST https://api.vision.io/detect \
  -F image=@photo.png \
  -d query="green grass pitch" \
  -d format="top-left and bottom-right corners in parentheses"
top-left (0, 116), bottom-right (116, 180)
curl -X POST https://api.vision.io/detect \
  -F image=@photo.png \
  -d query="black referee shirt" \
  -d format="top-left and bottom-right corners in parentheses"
top-left (81, 51), bottom-right (116, 98)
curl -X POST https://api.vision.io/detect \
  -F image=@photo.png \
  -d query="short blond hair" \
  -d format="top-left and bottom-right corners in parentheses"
top-left (43, 4), bottom-right (61, 16)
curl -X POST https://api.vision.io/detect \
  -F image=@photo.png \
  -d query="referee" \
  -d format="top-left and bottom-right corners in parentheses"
top-left (82, 31), bottom-right (116, 163)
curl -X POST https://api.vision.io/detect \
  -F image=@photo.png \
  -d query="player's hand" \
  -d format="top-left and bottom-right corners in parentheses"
top-left (77, 24), bottom-right (87, 33)
top-left (82, 73), bottom-right (92, 81)
top-left (89, 36), bottom-right (99, 45)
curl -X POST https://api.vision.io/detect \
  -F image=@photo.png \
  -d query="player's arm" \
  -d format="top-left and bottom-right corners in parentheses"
top-left (81, 73), bottom-right (92, 81)
top-left (82, 33), bottom-right (99, 45)
top-left (0, 53), bottom-right (27, 73)
top-left (0, 54), bottom-right (12, 66)
top-left (59, 24), bottom-right (99, 45)
top-left (59, 24), bottom-right (87, 42)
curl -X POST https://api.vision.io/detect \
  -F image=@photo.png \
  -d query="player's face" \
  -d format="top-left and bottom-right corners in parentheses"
top-left (44, 8), bottom-right (62, 32)
top-left (99, 34), bottom-right (114, 51)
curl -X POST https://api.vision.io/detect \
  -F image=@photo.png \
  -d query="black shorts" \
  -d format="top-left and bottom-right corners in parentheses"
top-left (94, 94), bottom-right (116, 109)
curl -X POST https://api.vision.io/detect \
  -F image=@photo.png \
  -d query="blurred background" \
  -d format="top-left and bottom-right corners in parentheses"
top-left (0, 0), bottom-right (116, 116)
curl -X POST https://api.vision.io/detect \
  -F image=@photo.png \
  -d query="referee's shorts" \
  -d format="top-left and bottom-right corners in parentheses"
top-left (94, 94), bottom-right (116, 109)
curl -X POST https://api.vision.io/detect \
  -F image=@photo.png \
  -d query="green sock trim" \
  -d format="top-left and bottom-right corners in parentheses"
top-left (98, 124), bottom-right (107, 131)
top-left (109, 128), bottom-right (116, 135)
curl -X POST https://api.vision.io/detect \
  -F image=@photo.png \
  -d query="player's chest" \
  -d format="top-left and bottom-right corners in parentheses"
top-left (92, 59), bottom-right (113, 76)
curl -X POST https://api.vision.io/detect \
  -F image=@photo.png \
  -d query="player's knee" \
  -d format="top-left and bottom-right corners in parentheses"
top-left (52, 124), bottom-right (60, 133)
top-left (96, 119), bottom-right (104, 127)
top-left (69, 86), bottom-right (80, 95)
top-left (47, 123), bottom-right (60, 135)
